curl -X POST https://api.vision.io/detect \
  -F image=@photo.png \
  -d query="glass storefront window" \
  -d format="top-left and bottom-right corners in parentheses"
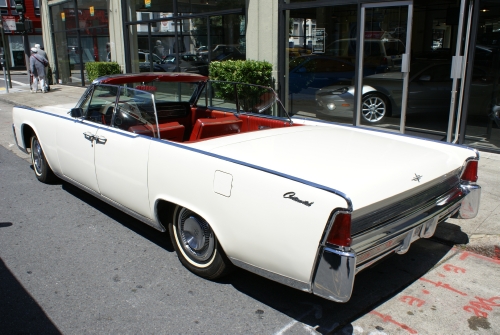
top-left (127, 9), bottom-right (245, 76)
top-left (464, 0), bottom-right (500, 151)
top-left (50, 0), bottom-right (110, 86)
top-left (287, 5), bottom-right (358, 122)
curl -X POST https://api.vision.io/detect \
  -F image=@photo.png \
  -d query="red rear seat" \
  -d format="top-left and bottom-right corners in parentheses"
top-left (189, 116), bottom-right (243, 141)
top-left (129, 122), bottom-right (185, 142)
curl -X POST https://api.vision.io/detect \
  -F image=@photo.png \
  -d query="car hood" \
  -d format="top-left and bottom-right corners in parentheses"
top-left (192, 125), bottom-right (475, 212)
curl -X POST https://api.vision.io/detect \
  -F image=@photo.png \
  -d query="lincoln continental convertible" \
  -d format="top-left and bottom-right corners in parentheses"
top-left (12, 73), bottom-right (481, 302)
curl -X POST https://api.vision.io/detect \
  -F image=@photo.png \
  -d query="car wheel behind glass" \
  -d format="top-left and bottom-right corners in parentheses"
top-left (362, 93), bottom-right (389, 123)
top-left (30, 135), bottom-right (57, 183)
top-left (169, 206), bottom-right (233, 279)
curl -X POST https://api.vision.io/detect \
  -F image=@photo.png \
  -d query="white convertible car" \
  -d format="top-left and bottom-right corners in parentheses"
top-left (12, 73), bottom-right (481, 303)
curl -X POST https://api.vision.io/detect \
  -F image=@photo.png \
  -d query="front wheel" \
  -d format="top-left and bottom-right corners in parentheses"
top-left (169, 207), bottom-right (233, 279)
top-left (30, 135), bottom-right (57, 183)
top-left (361, 93), bottom-right (389, 123)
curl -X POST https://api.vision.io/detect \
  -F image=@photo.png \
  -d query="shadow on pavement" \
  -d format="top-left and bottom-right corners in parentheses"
top-left (222, 238), bottom-right (453, 334)
top-left (61, 181), bottom-right (174, 252)
top-left (0, 258), bottom-right (62, 334)
top-left (60, 180), bottom-right (454, 334)
top-left (432, 220), bottom-right (470, 245)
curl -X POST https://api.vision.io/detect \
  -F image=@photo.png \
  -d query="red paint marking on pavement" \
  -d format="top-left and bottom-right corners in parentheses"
top-left (437, 273), bottom-right (446, 278)
top-left (370, 311), bottom-right (418, 334)
top-left (419, 278), bottom-right (467, 296)
top-left (422, 290), bottom-right (430, 295)
top-left (443, 264), bottom-right (466, 274)
top-left (459, 251), bottom-right (500, 265)
top-left (400, 296), bottom-right (425, 307)
top-left (495, 246), bottom-right (500, 260)
top-left (463, 296), bottom-right (500, 318)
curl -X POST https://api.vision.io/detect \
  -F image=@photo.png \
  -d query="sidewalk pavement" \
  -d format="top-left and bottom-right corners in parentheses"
top-left (0, 84), bottom-right (499, 259)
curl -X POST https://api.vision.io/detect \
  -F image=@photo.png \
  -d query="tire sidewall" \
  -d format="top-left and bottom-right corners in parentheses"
top-left (168, 206), bottom-right (227, 279)
top-left (31, 135), bottom-right (46, 179)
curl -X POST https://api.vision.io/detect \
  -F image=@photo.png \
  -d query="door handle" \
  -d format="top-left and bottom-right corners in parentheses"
top-left (95, 135), bottom-right (107, 144)
top-left (83, 132), bottom-right (95, 141)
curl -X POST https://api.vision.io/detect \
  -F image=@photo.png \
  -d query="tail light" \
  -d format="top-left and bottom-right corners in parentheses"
top-left (461, 160), bottom-right (478, 183)
top-left (381, 57), bottom-right (388, 65)
top-left (326, 212), bottom-right (352, 247)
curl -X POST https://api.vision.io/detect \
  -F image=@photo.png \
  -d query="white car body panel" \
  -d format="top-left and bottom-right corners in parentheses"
top-left (95, 127), bottom-right (152, 218)
top-left (11, 75), bottom-right (481, 302)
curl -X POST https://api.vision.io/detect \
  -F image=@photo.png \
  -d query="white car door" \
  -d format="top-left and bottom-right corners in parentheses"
top-left (94, 86), bottom-right (157, 219)
top-left (57, 85), bottom-right (118, 193)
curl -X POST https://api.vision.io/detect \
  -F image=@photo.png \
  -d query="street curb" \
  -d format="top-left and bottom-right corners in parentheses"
top-left (459, 234), bottom-right (500, 260)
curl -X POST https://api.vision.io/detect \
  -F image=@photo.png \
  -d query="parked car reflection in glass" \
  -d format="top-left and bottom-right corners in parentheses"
top-left (315, 62), bottom-right (500, 123)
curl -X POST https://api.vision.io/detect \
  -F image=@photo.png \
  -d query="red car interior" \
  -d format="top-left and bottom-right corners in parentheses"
top-left (127, 104), bottom-right (300, 142)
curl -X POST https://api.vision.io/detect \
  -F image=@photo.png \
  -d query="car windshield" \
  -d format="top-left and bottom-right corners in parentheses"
top-left (129, 81), bottom-right (200, 104)
top-left (384, 41), bottom-right (406, 56)
top-left (197, 81), bottom-right (290, 121)
top-left (164, 55), bottom-right (176, 63)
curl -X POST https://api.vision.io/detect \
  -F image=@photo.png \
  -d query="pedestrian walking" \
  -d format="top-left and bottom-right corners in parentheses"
top-left (35, 44), bottom-right (50, 92)
top-left (29, 47), bottom-right (49, 93)
top-left (34, 43), bottom-right (47, 59)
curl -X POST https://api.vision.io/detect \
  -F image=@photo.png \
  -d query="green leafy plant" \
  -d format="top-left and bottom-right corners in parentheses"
top-left (209, 60), bottom-right (273, 112)
top-left (46, 65), bottom-right (53, 85)
top-left (85, 62), bottom-right (121, 83)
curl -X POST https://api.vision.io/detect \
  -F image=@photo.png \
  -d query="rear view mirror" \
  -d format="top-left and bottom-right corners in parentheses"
top-left (70, 107), bottom-right (83, 118)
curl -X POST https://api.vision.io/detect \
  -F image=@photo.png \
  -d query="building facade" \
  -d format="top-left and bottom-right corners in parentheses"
top-left (1, 0), bottom-right (43, 69)
top-left (41, 0), bottom-right (500, 153)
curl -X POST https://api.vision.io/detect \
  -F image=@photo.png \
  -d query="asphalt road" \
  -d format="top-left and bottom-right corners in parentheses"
top-left (1, 100), bottom-right (499, 334)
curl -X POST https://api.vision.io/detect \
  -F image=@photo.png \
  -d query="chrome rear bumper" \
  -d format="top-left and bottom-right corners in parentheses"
top-left (311, 182), bottom-right (481, 303)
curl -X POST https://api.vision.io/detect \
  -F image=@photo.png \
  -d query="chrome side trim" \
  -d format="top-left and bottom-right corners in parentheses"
top-left (229, 257), bottom-right (311, 292)
top-left (311, 247), bottom-right (356, 303)
top-left (17, 105), bottom-right (353, 211)
top-left (54, 172), bottom-right (166, 232)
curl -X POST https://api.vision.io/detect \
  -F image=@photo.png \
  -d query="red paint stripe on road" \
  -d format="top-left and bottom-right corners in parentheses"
top-left (370, 311), bottom-right (418, 334)
top-left (419, 278), bottom-right (468, 296)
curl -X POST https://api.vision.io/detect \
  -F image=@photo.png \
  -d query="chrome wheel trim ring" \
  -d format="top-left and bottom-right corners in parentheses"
top-left (32, 138), bottom-right (43, 175)
top-left (362, 96), bottom-right (386, 122)
top-left (177, 208), bottom-right (215, 263)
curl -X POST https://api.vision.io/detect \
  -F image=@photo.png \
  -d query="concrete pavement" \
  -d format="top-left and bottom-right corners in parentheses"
top-left (0, 83), bottom-right (498, 259)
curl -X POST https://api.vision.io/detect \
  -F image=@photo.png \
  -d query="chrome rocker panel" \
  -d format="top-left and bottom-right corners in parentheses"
top-left (311, 182), bottom-right (481, 303)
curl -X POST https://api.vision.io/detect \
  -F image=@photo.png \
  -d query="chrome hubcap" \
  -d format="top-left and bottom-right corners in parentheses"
top-left (177, 208), bottom-right (215, 263)
top-left (362, 97), bottom-right (386, 122)
top-left (32, 138), bottom-right (43, 174)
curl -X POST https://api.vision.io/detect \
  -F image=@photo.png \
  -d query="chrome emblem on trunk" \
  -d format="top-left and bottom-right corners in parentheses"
top-left (412, 174), bottom-right (423, 182)
top-left (283, 192), bottom-right (314, 207)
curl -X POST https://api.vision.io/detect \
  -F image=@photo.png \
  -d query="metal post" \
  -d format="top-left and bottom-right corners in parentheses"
top-left (0, 17), bottom-right (12, 89)
top-left (1, 57), bottom-right (9, 93)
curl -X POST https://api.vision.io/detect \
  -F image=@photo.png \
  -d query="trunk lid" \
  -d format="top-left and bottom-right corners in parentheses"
top-left (196, 125), bottom-right (475, 214)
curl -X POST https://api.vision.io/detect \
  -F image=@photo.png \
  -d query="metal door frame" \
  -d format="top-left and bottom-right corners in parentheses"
top-left (356, 1), bottom-right (413, 133)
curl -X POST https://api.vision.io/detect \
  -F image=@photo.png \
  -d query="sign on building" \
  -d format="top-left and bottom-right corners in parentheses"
top-left (2, 16), bottom-right (16, 32)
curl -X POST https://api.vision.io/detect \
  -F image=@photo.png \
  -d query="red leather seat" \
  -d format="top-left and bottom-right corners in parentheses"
top-left (189, 116), bottom-right (243, 141)
top-left (129, 122), bottom-right (185, 141)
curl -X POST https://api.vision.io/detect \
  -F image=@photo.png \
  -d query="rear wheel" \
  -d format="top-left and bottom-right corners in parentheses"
top-left (30, 135), bottom-right (57, 183)
top-left (169, 206), bottom-right (233, 279)
top-left (362, 93), bottom-right (389, 122)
